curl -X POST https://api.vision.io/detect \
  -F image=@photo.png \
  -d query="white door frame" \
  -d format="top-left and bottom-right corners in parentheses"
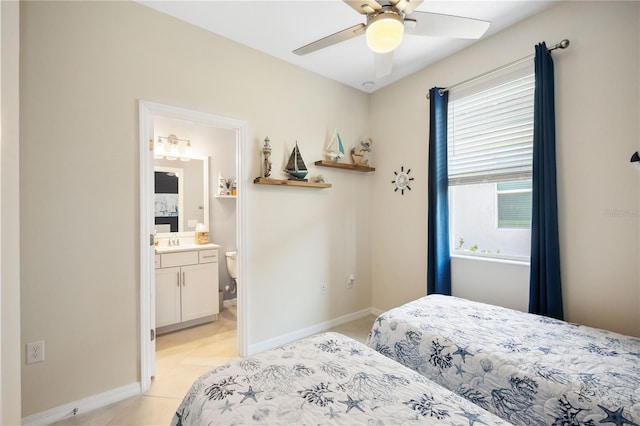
top-left (138, 100), bottom-right (248, 392)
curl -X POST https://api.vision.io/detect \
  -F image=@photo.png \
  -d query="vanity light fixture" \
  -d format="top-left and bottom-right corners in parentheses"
top-left (180, 141), bottom-right (193, 162)
top-left (154, 137), bottom-right (165, 159)
top-left (155, 134), bottom-right (192, 161)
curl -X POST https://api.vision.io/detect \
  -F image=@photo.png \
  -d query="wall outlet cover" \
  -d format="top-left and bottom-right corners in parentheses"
top-left (27, 341), bottom-right (45, 364)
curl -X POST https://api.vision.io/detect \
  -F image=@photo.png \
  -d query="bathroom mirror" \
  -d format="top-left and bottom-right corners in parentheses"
top-left (154, 156), bottom-right (209, 235)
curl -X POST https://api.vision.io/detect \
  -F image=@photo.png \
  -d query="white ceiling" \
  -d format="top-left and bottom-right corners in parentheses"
top-left (137, 1), bottom-right (555, 93)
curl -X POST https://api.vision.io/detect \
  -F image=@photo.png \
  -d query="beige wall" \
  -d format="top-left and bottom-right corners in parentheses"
top-left (370, 1), bottom-right (640, 337)
top-left (1, 0), bottom-right (22, 423)
top-left (18, 0), bottom-right (640, 418)
top-left (20, 0), bottom-right (370, 416)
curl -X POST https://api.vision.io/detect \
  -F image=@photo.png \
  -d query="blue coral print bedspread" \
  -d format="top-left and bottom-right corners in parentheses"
top-left (366, 295), bottom-right (640, 425)
top-left (171, 332), bottom-right (512, 425)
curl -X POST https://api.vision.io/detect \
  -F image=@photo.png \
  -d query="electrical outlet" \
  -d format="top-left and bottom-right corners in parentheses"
top-left (26, 340), bottom-right (45, 364)
top-left (320, 282), bottom-right (327, 296)
top-left (347, 274), bottom-right (355, 289)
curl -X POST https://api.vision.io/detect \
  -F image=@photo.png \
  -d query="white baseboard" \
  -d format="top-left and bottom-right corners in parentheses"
top-left (248, 307), bottom-right (376, 355)
top-left (21, 382), bottom-right (140, 426)
top-left (223, 298), bottom-right (237, 308)
top-left (370, 307), bottom-right (385, 317)
top-left (22, 306), bottom-right (382, 424)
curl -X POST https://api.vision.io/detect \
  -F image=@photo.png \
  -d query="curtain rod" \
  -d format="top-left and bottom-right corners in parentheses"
top-left (426, 39), bottom-right (570, 99)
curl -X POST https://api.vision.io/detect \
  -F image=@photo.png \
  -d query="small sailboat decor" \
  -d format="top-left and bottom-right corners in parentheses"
top-left (326, 130), bottom-right (345, 162)
top-left (284, 141), bottom-right (308, 181)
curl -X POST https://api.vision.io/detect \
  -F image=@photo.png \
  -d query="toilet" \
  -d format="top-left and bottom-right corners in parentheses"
top-left (225, 251), bottom-right (237, 294)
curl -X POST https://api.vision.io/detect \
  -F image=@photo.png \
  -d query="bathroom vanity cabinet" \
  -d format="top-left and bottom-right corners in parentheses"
top-left (155, 245), bottom-right (219, 334)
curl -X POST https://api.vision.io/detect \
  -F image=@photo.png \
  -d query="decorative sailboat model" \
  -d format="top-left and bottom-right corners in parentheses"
top-left (326, 130), bottom-right (345, 162)
top-left (284, 142), bottom-right (308, 181)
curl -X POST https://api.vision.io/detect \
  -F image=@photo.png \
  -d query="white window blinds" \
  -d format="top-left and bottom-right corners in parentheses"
top-left (447, 73), bottom-right (534, 186)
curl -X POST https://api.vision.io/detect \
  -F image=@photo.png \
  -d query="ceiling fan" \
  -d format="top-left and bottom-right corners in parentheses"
top-left (293, 0), bottom-right (491, 78)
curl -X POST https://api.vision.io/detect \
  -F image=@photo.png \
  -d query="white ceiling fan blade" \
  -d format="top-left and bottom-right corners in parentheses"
top-left (293, 23), bottom-right (366, 56)
top-left (374, 51), bottom-right (394, 78)
top-left (344, 0), bottom-right (382, 15)
top-left (404, 11), bottom-right (490, 39)
top-left (390, 0), bottom-right (423, 14)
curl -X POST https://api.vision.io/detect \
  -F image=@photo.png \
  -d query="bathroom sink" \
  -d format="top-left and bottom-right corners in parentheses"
top-left (155, 243), bottom-right (220, 254)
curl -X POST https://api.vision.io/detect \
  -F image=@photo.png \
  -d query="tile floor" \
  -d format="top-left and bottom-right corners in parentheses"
top-left (52, 306), bottom-right (376, 425)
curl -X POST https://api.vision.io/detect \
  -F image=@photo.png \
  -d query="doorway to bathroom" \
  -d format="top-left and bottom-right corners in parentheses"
top-left (138, 100), bottom-right (248, 392)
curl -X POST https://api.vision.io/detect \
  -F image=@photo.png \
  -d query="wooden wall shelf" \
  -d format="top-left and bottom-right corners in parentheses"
top-left (253, 177), bottom-right (331, 188)
top-left (314, 160), bottom-right (375, 172)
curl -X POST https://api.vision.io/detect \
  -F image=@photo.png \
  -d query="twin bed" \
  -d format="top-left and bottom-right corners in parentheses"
top-left (366, 295), bottom-right (640, 425)
top-left (173, 295), bottom-right (640, 425)
top-left (171, 332), bottom-right (510, 425)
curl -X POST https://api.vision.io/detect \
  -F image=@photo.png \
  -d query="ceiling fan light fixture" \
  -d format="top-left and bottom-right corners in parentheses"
top-left (366, 11), bottom-right (404, 54)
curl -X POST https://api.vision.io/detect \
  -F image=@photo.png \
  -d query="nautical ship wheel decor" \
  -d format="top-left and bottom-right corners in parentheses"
top-left (392, 166), bottom-right (413, 195)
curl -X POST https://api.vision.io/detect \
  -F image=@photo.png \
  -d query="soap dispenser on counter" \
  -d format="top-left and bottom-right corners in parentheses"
top-left (195, 223), bottom-right (209, 245)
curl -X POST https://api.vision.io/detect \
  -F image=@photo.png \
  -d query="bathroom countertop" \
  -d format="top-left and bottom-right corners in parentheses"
top-left (155, 243), bottom-right (220, 254)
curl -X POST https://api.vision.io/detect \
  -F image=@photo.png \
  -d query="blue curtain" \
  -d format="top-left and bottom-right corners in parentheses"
top-left (529, 42), bottom-right (563, 319)
top-left (427, 88), bottom-right (451, 295)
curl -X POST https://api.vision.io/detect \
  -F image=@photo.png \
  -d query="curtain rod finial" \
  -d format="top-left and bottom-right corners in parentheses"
top-left (559, 39), bottom-right (570, 49)
top-left (630, 151), bottom-right (640, 163)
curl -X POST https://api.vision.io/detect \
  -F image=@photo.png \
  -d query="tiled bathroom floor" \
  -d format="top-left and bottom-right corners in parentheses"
top-left (52, 306), bottom-right (376, 425)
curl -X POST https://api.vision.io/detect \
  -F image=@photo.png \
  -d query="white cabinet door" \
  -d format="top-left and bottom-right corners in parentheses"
top-left (155, 266), bottom-right (181, 327)
top-left (181, 262), bottom-right (219, 322)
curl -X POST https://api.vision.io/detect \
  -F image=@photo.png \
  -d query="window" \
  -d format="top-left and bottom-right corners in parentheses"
top-left (448, 72), bottom-right (534, 261)
top-left (497, 180), bottom-right (532, 228)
